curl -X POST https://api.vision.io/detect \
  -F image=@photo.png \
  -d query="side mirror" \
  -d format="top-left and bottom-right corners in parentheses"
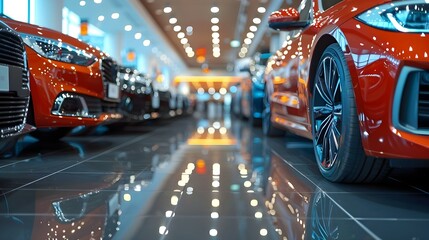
top-left (268, 8), bottom-right (309, 31)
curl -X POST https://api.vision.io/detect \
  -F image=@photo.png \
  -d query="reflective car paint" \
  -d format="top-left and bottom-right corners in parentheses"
top-left (265, 0), bottom-right (429, 159)
top-left (1, 18), bottom-right (121, 128)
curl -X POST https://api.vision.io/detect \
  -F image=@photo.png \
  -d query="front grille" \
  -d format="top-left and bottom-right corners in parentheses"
top-left (419, 77), bottom-right (429, 128)
top-left (102, 101), bottom-right (119, 113)
top-left (0, 93), bottom-right (28, 136)
top-left (398, 71), bottom-right (429, 131)
top-left (101, 58), bottom-right (118, 84)
top-left (0, 31), bottom-right (29, 89)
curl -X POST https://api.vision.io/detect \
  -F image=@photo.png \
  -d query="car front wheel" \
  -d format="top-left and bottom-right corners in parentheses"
top-left (311, 43), bottom-right (390, 183)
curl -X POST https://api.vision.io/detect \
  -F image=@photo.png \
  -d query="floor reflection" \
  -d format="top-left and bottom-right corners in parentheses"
top-left (0, 112), bottom-right (428, 239)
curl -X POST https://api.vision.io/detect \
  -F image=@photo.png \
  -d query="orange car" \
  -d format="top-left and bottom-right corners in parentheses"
top-left (0, 20), bottom-right (34, 156)
top-left (264, 0), bottom-right (429, 182)
top-left (1, 18), bottom-right (121, 140)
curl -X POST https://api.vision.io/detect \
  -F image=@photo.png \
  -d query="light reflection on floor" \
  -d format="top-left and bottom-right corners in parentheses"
top-left (0, 110), bottom-right (428, 239)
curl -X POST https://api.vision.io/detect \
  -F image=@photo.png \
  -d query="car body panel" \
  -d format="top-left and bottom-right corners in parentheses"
top-left (265, 0), bottom-right (429, 159)
top-left (1, 18), bottom-right (121, 128)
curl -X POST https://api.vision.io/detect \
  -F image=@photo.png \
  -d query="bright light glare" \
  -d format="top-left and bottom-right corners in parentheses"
top-left (98, 15), bottom-right (104, 21)
top-left (134, 33), bottom-right (142, 39)
top-left (143, 40), bottom-right (151, 46)
top-left (211, 6), bottom-right (219, 13)
top-left (169, 17), bottom-right (177, 24)
top-left (211, 17), bottom-right (219, 24)
top-left (111, 13), bottom-right (120, 19)
top-left (173, 25), bottom-right (181, 32)
top-left (163, 6), bottom-right (172, 13)
top-left (257, 7), bottom-right (266, 13)
top-left (124, 25), bottom-right (132, 31)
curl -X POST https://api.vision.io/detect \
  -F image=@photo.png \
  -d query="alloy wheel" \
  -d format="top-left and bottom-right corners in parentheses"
top-left (312, 56), bottom-right (342, 170)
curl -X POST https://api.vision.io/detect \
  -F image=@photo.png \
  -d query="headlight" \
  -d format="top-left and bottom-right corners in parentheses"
top-left (357, 1), bottom-right (429, 33)
top-left (20, 33), bottom-right (97, 66)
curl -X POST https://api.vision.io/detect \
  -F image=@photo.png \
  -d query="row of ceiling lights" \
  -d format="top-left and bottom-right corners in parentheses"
top-left (239, 6), bottom-right (266, 58)
top-left (163, 6), bottom-right (196, 59)
top-left (78, 0), bottom-right (183, 70)
top-left (80, 0), bottom-right (153, 48)
top-left (211, 6), bottom-right (221, 59)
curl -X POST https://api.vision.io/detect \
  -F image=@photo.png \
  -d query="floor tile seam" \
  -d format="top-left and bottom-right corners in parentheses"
top-left (270, 148), bottom-right (382, 240)
top-left (0, 129), bottom-right (163, 196)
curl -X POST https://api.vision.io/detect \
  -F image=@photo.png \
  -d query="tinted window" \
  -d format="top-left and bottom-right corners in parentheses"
top-left (320, 0), bottom-right (343, 11)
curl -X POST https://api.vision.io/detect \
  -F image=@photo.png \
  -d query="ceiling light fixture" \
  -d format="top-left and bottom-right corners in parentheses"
top-left (211, 6), bottom-right (219, 13)
top-left (257, 7), bottom-right (266, 13)
top-left (212, 32), bottom-right (220, 38)
top-left (180, 38), bottom-right (188, 44)
top-left (98, 15), bottom-right (104, 21)
top-left (111, 13), bottom-right (120, 19)
top-left (249, 25), bottom-right (257, 32)
top-left (169, 17), bottom-right (177, 24)
top-left (253, 18), bottom-right (261, 24)
top-left (143, 40), bottom-right (151, 46)
top-left (163, 6), bottom-right (172, 13)
top-left (212, 38), bottom-right (220, 44)
top-left (134, 33), bottom-right (142, 40)
top-left (79, 0), bottom-right (86, 6)
top-left (211, 17), bottom-right (219, 24)
top-left (244, 38), bottom-right (252, 44)
top-left (211, 25), bottom-right (219, 31)
top-left (247, 32), bottom-right (255, 38)
top-left (173, 25), bottom-right (181, 32)
top-left (230, 40), bottom-right (240, 48)
top-left (94, 0), bottom-right (102, 3)
top-left (177, 32), bottom-right (185, 38)
top-left (124, 25), bottom-right (132, 31)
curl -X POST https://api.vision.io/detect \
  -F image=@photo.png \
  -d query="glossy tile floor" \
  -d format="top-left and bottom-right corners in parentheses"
top-left (1, 110), bottom-right (428, 240)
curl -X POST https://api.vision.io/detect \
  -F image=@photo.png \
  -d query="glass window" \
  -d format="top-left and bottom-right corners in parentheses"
top-left (320, 0), bottom-right (343, 11)
top-left (1, 0), bottom-right (30, 22)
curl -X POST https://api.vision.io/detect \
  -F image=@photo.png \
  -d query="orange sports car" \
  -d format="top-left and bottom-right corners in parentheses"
top-left (1, 17), bottom-right (121, 140)
top-left (0, 20), bottom-right (34, 156)
top-left (264, 0), bottom-right (429, 182)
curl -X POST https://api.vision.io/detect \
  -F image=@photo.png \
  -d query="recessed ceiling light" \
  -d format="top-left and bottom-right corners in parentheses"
top-left (249, 25), bottom-right (257, 32)
top-left (247, 32), bottom-right (255, 38)
top-left (177, 32), bottom-right (185, 38)
top-left (230, 40), bottom-right (240, 48)
top-left (169, 17), bottom-right (177, 24)
top-left (163, 6), bottom-right (172, 13)
top-left (186, 26), bottom-right (193, 34)
top-left (241, 47), bottom-right (248, 53)
top-left (94, 0), bottom-right (102, 3)
top-left (173, 25), bottom-right (181, 32)
top-left (253, 18), bottom-right (261, 24)
top-left (213, 43), bottom-right (220, 48)
top-left (211, 17), bottom-right (219, 24)
top-left (135, 33), bottom-right (142, 40)
top-left (185, 47), bottom-right (193, 53)
top-left (211, 25), bottom-right (219, 32)
top-left (257, 7), bottom-right (266, 13)
top-left (212, 38), bottom-right (220, 44)
top-left (124, 25), bottom-right (132, 31)
top-left (213, 47), bottom-right (220, 52)
top-left (143, 40), bottom-right (151, 46)
top-left (98, 15), bottom-right (104, 21)
top-left (180, 38), bottom-right (188, 44)
top-left (244, 38), bottom-right (252, 45)
top-left (187, 52), bottom-right (195, 58)
top-left (111, 13), bottom-right (120, 19)
top-left (80, 0), bottom-right (86, 6)
top-left (211, 6), bottom-right (219, 13)
top-left (212, 32), bottom-right (220, 39)
top-left (213, 52), bottom-right (220, 58)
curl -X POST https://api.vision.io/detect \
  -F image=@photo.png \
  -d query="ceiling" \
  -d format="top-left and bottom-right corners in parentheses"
top-left (139, 0), bottom-right (275, 70)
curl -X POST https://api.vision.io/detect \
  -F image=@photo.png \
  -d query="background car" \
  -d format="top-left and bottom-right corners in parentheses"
top-left (237, 53), bottom-right (271, 125)
top-left (1, 18), bottom-right (122, 140)
top-left (264, 0), bottom-right (429, 182)
top-left (118, 66), bottom-right (155, 122)
top-left (0, 20), bottom-right (34, 157)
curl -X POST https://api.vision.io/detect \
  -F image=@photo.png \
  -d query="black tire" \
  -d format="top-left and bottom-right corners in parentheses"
top-left (310, 43), bottom-right (390, 183)
top-left (262, 85), bottom-right (283, 137)
top-left (30, 127), bottom-right (73, 141)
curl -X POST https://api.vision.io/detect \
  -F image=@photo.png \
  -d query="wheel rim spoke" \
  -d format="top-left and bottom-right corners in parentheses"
top-left (313, 56), bottom-right (343, 170)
